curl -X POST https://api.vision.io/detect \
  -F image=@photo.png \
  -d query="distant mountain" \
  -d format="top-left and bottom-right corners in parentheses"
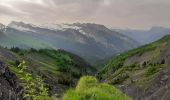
top-left (98, 35), bottom-right (170, 100)
top-left (0, 21), bottom-right (139, 64)
top-left (115, 26), bottom-right (170, 45)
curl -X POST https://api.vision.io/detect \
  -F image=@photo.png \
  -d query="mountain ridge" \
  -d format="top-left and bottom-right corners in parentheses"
top-left (115, 26), bottom-right (170, 45)
top-left (0, 21), bottom-right (139, 65)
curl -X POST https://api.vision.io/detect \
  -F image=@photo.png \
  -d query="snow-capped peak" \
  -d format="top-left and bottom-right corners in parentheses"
top-left (61, 24), bottom-right (81, 30)
top-left (40, 23), bottom-right (89, 35)
top-left (7, 21), bottom-right (89, 35)
top-left (40, 23), bottom-right (81, 31)
top-left (8, 21), bottom-right (36, 32)
top-left (40, 23), bottom-right (64, 30)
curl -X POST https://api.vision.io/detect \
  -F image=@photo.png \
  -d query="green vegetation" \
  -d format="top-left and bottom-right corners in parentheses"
top-left (98, 35), bottom-right (170, 80)
top-left (106, 61), bottom-right (167, 89)
top-left (0, 47), bottom-right (95, 98)
top-left (63, 76), bottom-right (132, 100)
top-left (2, 35), bottom-right (170, 99)
top-left (145, 64), bottom-right (166, 76)
top-left (0, 31), bottom-right (53, 49)
top-left (97, 35), bottom-right (170, 90)
top-left (18, 60), bottom-right (52, 100)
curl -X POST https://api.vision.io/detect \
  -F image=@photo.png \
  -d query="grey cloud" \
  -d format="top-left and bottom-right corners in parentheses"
top-left (6, 0), bottom-right (104, 23)
top-left (0, 4), bottom-right (20, 16)
top-left (0, 0), bottom-right (170, 29)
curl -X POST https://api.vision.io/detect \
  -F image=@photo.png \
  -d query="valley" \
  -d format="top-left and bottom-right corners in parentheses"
top-left (0, 21), bottom-right (170, 100)
top-left (1, 0), bottom-right (170, 99)
top-left (0, 21), bottom-right (139, 65)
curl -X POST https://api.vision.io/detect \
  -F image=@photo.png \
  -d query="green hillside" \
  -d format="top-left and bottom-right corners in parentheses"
top-left (2, 30), bottom-right (170, 99)
top-left (0, 47), bottom-right (95, 98)
top-left (0, 46), bottom-right (132, 100)
top-left (0, 30), bottom-right (53, 49)
top-left (97, 35), bottom-right (170, 99)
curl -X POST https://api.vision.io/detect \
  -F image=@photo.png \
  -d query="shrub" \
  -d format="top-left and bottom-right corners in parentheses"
top-left (145, 66), bottom-right (159, 76)
top-left (11, 47), bottom-right (21, 53)
top-left (63, 76), bottom-right (132, 100)
top-left (76, 76), bottom-right (98, 92)
top-left (30, 48), bottom-right (38, 52)
top-left (111, 73), bottom-right (129, 84)
top-left (145, 63), bottom-right (165, 77)
top-left (15, 60), bottom-right (20, 66)
top-left (18, 60), bottom-right (52, 100)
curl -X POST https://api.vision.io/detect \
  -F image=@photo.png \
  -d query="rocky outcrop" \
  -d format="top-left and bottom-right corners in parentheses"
top-left (144, 67), bottom-right (170, 100)
top-left (0, 61), bottom-right (24, 100)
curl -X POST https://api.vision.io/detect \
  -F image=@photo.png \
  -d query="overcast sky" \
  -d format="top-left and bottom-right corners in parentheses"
top-left (0, 0), bottom-right (170, 29)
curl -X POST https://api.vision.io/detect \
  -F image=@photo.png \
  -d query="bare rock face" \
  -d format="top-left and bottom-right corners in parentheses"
top-left (0, 61), bottom-right (24, 100)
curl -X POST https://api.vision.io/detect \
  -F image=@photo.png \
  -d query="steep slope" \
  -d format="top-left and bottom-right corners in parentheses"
top-left (116, 26), bottom-right (170, 45)
top-left (1, 21), bottom-right (139, 64)
top-left (0, 47), bottom-right (95, 98)
top-left (0, 62), bottom-right (24, 100)
top-left (98, 35), bottom-right (170, 100)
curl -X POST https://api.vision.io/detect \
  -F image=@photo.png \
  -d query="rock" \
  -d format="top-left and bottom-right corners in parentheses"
top-left (0, 61), bottom-right (24, 100)
top-left (160, 59), bottom-right (165, 64)
top-left (161, 75), bottom-right (169, 81)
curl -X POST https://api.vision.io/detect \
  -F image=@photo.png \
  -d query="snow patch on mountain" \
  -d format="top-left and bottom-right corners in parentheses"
top-left (40, 23), bottom-right (81, 31)
top-left (8, 21), bottom-right (36, 32)
top-left (10, 25), bottom-right (35, 32)
top-left (40, 24), bottom-right (64, 30)
top-left (40, 23), bottom-right (89, 35)
top-left (61, 24), bottom-right (81, 30)
top-left (78, 30), bottom-right (88, 35)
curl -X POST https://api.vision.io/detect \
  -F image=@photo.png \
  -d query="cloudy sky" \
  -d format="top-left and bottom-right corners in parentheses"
top-left (0, 0), bottom-right (170, 29)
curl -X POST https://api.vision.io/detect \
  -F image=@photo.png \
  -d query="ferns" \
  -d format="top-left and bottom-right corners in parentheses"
top-left (18, 60), bottom-right (52, 100)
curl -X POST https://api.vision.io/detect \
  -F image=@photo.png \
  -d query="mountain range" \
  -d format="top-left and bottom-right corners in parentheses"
top-left (115, 26), bottom-right (170, 45)
top-left (0, 21), bottom-right (139, 64)
top-left (1, 21), bottom-right (170, 100)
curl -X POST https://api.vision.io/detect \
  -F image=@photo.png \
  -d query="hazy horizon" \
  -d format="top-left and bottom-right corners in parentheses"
top-left (0, 0), bottom-right (170, 29)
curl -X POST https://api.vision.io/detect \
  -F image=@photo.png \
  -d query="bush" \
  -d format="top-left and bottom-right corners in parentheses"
top-left (145, 62), bottom-right (167, 77)
top-left (63, 76), bottom-right (132, 100)
top-left (145, 66), bottom-right (159, 76)
top-left (76, 76), bottom-right (98, 92)
top-left (111, 73), bottom-right (129, 84)
top-left (15, 60), bottom-right (20, 66)
top-left (18, 60), bottom-right (52, 100)
top-left (11, 47), bottom-right (21, 53)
